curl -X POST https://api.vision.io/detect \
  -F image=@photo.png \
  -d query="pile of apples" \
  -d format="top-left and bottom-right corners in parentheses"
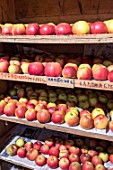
top-left (1, 53), bottom-right (113, 81)
top-left (1, 19), bottom-right (113, 36)
top-left (6, 135), bottom-right (113, 170)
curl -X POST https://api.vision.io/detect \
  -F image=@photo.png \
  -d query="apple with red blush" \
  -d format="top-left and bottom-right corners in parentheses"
top-left (47, 155), bottom-right (59, 169)
top-left (0, 58), bottom-right (9, 72)
top-left (88, 149), bottom-right (98, 157)
top-left (55, 23), bottom-right (72, 35)
top-left (91, 155), bottom-right (103, 166)
top-left (15, 106), bottom-right (27, 118)
top-left (82, 161), bottom-right (94, 170)
top-left (4, 102), bottom-right (16, 116)
top-left (80, 114), bottom-right (94, 130)
top-left (33, 141), bottom-right (42, 150)
top-left (89, 21), bottom-right (108, 34)
top-left (24, 141), bottom-right (33, 151)
top-left (57, 103), bottom-right (67, 113)
top-left (69, 153), bottom-right (80, 163)
top-left (35, 154), bottom-right (47, 166)
top-left (26, 148), bottom-right (38, 161)
top-left (45, 138), bottom-right (54, 148)
top-left (77, 65), bottom-right (92, 80)
top-left (17, 147), bottom-right (26, 158)
top-left (59, 149), bottom-right (69, 159)
top-left (40, 144), bottom-right (49, 154)
top-left (51, 110), bottom-right (65, 124)
top-left (69, 146), bottom-right (80, 155)
top-left (62, 65), bottom-right (77, 78)
top-left (59, 157), bottom-right (70, 170)
top-left (2, 23), bottom-right (13, 35)
top-left (69, 162), bottom-right (81, 170)
top-left (37, 109), bottom-right (50, 123)
top-left (28, 62), bottom-right (44, 76)
top-left (65, 139), bottom-right (74, 149)
top-left (26, 23), bottom-right (39, 35)
top-left (48, 146), bottom-right (59, 157)
top-left (80, 153), bottom-right (91, 164)
top-left (95, 164), bottom-right (107, 170)
top-left (25, 108), bottom-right (37, 121)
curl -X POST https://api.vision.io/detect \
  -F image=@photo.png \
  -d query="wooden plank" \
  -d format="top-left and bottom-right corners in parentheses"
top-left (0, 34), bottom-right (113, 44)
top-left (99, 0), bottom-right (113, 14)
top-left (0, 115), bottom-right (113, 141)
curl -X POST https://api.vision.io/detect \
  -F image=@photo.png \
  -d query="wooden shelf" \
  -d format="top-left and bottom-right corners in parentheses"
top-left (0, 34), bottom-right (113, 44)
top-left (0, 72), bottom-right (113, 90)
top-left (0, 115), bottom-right (113, 142)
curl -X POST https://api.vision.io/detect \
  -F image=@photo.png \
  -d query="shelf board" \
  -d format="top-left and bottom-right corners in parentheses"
top-left (0, 34), bottom-right (113, 44)
top-left (0, 115), bottom-right (113, 142)
top-left (0, 72), bottom-right (113, 90)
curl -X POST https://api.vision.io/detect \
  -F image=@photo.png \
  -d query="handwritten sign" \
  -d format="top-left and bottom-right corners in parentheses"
top-left (47, 77), bottom-right (75, 88)
top-left (75, 79), bottom-right (113, 91)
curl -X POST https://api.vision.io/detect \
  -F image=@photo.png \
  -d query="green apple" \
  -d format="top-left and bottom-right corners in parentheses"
top-left (98, 152), bottom-right (109, 162)
top-left (58, 94), bottom-right (67, 102)
top-left (107, 100), bottom-right (113, 110)
top-left (48, 97), bottom-right (57, 103)
top-left (9, 89), bottom-right (17, 96)
top-left (103, 59), bottom-right (112, 67)
top-left (79, 100), bottom-right (89, 110)
top-left (15, 138), bottom-right (25, 147)
top-left (78, 94), bottom-right (88, 102)
top-left (39, 91), bottom-right (48, 97)
top-left (49, 92), bottom-right (57, 98)
top-left (38, 96), bottom-right (48, 102)
top-left (89, 97), bottom-right (98, 107)
top-left (98, 94), bottom-right (108, 104)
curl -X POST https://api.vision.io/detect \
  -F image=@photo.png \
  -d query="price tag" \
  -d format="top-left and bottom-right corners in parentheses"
top-left (47, 77), bottom-right (75, 88)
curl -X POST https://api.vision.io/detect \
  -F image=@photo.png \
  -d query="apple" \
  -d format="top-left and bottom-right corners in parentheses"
top-left (98, 94), bottom-right (107, 104)
top-left (103, 59), bottom-right (112, 67)
top-left (69, 146), bottom-right (80, 155)
top-left (39, 24), bottom-right (55, 35)
top-left (69, 162), bottom-right (81, 170)
top-left (44, 62), bottom-right (62, 77)
top-left (66, 107), bottom-right (79, 115)
top-left (55, 56), bottom-right (65, 67)
top-left (62, 66), bottom-right (77, 78)
top-left (47, 102), bottom-right (57, 115)
top-left (16, 138), bottom-right (25, 147)
top-left (99, 141), bottom-right (108, 150)
top-left (88, 150), bottom-right (98, 157)
top-left (26, 103), bottom-right (35, 109)
top-left (107, 100), bottom-right (113, 110)
top-left (109, 154), bottom-right (113, 164)
top-left (55, 23), bottom-right (72, 35)
top-left (77, 66), bottom-right (92, 80)
top-left (108, 64), bottom-right (113, 72)
top-left (94, 114), bottom-right (108, 129)
top-left (91, 156), bottom-right (103, 166)
top-left (21, 62), bottom-right (30, 74)
top-left (26, 23), bottom-right (39, 35)
top-left (65, 111), bottom-right (79, 126)
top-left (64, 63), bottom-right (78, 72)
top-left (40, 144), bottom-right (49, 154)
top-left (24, 141), bottom-right (33, 151)
top-left (17, 147), bottom-right (26, 158)
top-left (81, 145), bottom-right (88, 154)
top-left (15, 106), bottom-right (27, 118)
top-left (104, 19), bottom-right (113, 33)
top-left (55, 137), bottom-right (64, 149)
top-left (80, 110), bottom-right (91, 117)
top-left (34, 54), bottom-right (45, 62)
top-left (75, 138), bottom-right (84, 147)
top-left (25, 108), bottom-right (37, 121)
top-left (45, 138), bottom-right (54, 148)
top-left (82, 161), bottom-right (94, 170)
top-left (80, 153), bottom-right (91, 164)
top-left (96, 146), bottom-right (104, 153)
top-left (98, 152), bottom-right (109, 162)
top-left (35, 154), bottom-right (47, 166)
top-left (95, 164), bottom-right (107, 170)
top-left (92, 64), bottom-right (108, 81)
top-left (65, 139), bottom-right (74, 149)
top-left (33, 141), bottom-right (42, 150)
top-left (109, 120), bottom-right (113, 132)
top-left (47, 155), bottom-right (59, 169)
top-left (2, 23), bottom-right (13, 35)
top-left (17, 88), bottom-right (25, 98)
top-left (91, 108), bottom-right (105, 119)
top-left (26, 148), bottom-right (38, 161)
top-left (35, 104), bottom-right (46, 112)
top-left (108, 70), bottom-right (113, 82)
top-left (57, 103), bottom-right (67, 113)
top-left (4, 102), bottom-right (16, 116)
top-left (12, 24), bottom-right (26, 35)
top-left (49, 146), bottom-right (59, 157)
top-left (51, 110), bottom-right (65, 124)
top-left (89, 21), bottom-right (108, 34)
top-left (80, 115), bottom-right (93, 130)
top-left (37, 109), bottom-right (50, 123)
top-left (72, 21), bottom-right (90, 35)
top-left (59, 157), bottom-right (70, 170)
top-left (59, 149), bottom-right (69, 159)
top-left (59, 145), bottom-right (67, 151)
top-left (69, 153), bottom-right (80, 163)
top-left (0, 58), bottom-right (9, 72)
top-left (28, 62), bottom-right (44, 76)
top-left (6, 144), bottom-right (18, 156)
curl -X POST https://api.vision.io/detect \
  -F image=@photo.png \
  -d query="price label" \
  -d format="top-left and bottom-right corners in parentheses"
top-left (47, 77), bottom-right (75, 88)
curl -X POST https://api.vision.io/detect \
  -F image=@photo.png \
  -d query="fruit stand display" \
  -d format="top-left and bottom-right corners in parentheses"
top-left (1, 0), bottom-right (113, 169)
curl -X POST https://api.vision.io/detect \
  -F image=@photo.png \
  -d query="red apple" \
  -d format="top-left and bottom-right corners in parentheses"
top-left (92, 64), bottom-right (108, 81)
top-left (39, 24), bottom-right (55, 35)
top-left (26, 148), bottom-right (38, 161)
top-left (28, 62), bottom-right (44, 76)
top-left (35, 104), bottom-right (46, 112)
top-left (40, 144), bottom-right (49, 154)
top-left (80, 153), bottom-right (91, 164)
top-left (24, 141), bottom-right (33, 151)
top-left (80, 110), bottom-right (91, 117)
top-left (17, 147), bottom-right (26, 158)
top-left (59, 145), bottom-right (67, 151)
top-left (88, 150), bottom-right (98, 157)
top-left (4, 102), bottom-right (16, 116)
top-left (80, 115), bottom-right (94, 130)
top-left (59, 149), bottom-right (69, 159)
top-left (108, 70), bottom-right (113, 82)
top-left (69, 162), bottom-right (81, 170)
top-left (89, 21), bottom-right (108, 34)
top-left (44, 62), bottom-right (62, 77)
top-left (26, 103), bottom-right (35, 109)
top-left (26, 23), bottom-right (39, 35)
top-left (95, 164), bottom-right (107, 170)
top-left (89, 139), bottom-right (98, 149)
top-left (65, 139), bottom-right (74, 149)
top-left (109, 120), bottom-right (113, 132)
top-left (45, 138), bottom-right (54, 148)
top-left (55, 23), bottom-right (72, 35)
top-left (69, 146), bottom-right (80, 155)
top-left (12, 24), bottom-right (26, 35)
top-left (0, 58), bottom-right (9, 72)
top-left (35, 154), bottom-right (47, 166)
top-left (49, 146), bottom-right (59, 157)
top-left (62, 66), bottom-right (77, 78)
top-left (2, 23), bottom-right (13, 35)
top-left (37, 109), bottom-right (50, 123)
top-left (51, 110), bottom-right (65, 124)
top-left (33, 141), bottom-right (42, 150)
top-left (94, 114), bottom-right (108, 129)
top-left (91, 155), bottom-right (103, 166)
top-left (25, 108), bottom-right (37, 121)
top-left (59, 157), bottom-right (70, 170)
top-left (15, 106), bottom-right (27, 118)
top-left (47, 155), bottom-right (59, 169)
top-left (72, 21), bottom-right (90, 35)
top-left (77, 66), bottom-right (92, 80)
top-left (82, 161), bottom-right (94, 170)
top-left (109, 154), bottom-right (113, 164)
top-left (69, 153), bottom-right (80, 163)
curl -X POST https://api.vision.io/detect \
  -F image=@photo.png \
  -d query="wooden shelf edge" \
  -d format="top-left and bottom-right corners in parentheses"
top-left (0, 116), bottom-right (113, 142)
top-left (0, 34), bottom-right (113, 44)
